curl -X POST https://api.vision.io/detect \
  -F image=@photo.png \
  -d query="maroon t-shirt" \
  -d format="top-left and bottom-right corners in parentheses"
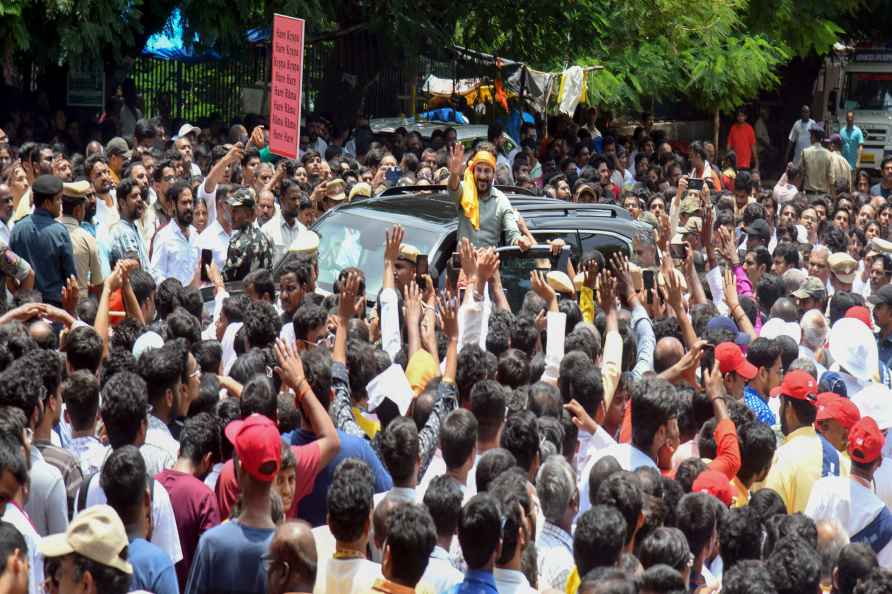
top-left (215, 442), bottom-right (321, 520)
top-left (155, 469), bottom-right (221, 590)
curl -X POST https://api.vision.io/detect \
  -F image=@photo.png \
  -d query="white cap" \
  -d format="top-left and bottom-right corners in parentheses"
top-left (132, 331), bottom-right (164, 360)
top-left (760, 318), bottom-right (801, 344)
top-left (853, 383), bottom-right (892, 431)
top-left (176, 123), bottom-right (201, 139)
top-left (829, 318), bottom-right (878, 382)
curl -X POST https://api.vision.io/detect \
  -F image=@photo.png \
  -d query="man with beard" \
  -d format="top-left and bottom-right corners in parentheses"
top-left (150, 180), bottom-right (200, 286)
top-left (222, 188), bottom-right (272, 282)
top-left (85, 154), bottom-right (118, 230)
top-left (448, 142), bottom-right (531, 250)
top-left (262, 179), bottom-right (305, 267)
top-left (52, 154), bottom-right (73, 182)
top-left (60, 181), bottom-right (104, 298)
top-left (255, 189), bottom-right (276, 228)
top-left (148, 159), bottom-right (177, 238)
top-left (763, 370), bottom-right (850, 513)
top-left (103, 177), bottom-right (149, 271)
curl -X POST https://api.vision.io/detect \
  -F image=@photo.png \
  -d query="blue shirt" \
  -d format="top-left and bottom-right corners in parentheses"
top-left (839, 125), bottom-right (864, 170)
top-left (129, 537), bottom-right (179, 594)
top-left (446, 569), bottom-right (500, 594)
top-left (185, 520), bottom-right (274, 594)
top-left (105, 218), bottom-right (149, 271)
top-left (10, 208), bottom-right (77, 305)
top-left (744, 385), bottom-right (776, 426)
top-left (290, 428), bottom-right (392, 526)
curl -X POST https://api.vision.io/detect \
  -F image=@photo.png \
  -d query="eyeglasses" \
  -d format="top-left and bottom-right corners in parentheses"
top-left (162, 175), bottom-right (176, 182)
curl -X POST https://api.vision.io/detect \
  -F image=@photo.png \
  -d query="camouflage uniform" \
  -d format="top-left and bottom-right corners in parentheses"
top-left (222, 224), bottom-right (273, 282)
top-left (0, 241), bottom-right (33, 308)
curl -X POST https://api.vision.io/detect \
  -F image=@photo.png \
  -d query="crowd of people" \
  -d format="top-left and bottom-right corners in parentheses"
top-left (0, 99), bottom-right (890, 594)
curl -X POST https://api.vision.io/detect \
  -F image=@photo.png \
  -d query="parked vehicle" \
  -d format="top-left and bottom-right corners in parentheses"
top-left (310, 185), bottom-right (644, 311)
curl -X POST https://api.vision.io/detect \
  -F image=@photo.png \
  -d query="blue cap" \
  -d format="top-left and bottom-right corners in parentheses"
top-left (706, 315), bottom-right (751, 346)
top-left (819, 371), bottom-right (847, 398)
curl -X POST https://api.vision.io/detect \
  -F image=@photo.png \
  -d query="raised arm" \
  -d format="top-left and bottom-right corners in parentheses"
top-left (203, 144), bottom-right (243, 196)
top-left (275, 338), bottom-right (340, 466)
top-left (404, 281), bottom-right (422, 358)
top-left (447, 143), bottom-right (465, 193)
top-left (662, 249), bottom-right (697, 349)
top-left (381, 225), bottom-right (404, 360)
top-left (95, 263), bottom-right (123, 359)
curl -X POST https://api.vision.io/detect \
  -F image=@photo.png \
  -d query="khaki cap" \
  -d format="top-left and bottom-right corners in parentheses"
top-left (547, 270), bottom-right (575, 296)
top-left (39, 505), bottom-right (133, 574)
top-left (62, 180), bottom-right (92, 202)
top-left (828, 252), bottom-right (858, 283)
top-left (288, 230), bottom-right (320, 254)
top-left (398, 244), bottom-right (420, 264)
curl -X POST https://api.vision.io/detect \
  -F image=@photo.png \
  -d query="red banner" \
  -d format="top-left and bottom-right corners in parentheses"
top-left (269, 14), bottom-right (304, 159)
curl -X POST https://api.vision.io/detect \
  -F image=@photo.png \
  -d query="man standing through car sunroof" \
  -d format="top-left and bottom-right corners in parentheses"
top-left (448, 142), bottom-right (532, 251)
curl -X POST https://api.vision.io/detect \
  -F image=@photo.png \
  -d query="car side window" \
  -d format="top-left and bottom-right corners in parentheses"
top-left (577, 232), bottom-right (632, 266)
top-left (529, 231), bottom-right (581, 263)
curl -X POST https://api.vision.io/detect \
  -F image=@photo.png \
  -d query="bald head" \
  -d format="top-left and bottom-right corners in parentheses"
top-left (373, 496), bottom-right (402, 551)
top-left (267, 521), bottom-right (317, 594)
top-left (769, 298), bottom-right (799, 323)
top-left (654, 337), bottom-right (684, 374)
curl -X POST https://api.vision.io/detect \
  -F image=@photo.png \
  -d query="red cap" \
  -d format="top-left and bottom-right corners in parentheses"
top-left (692, 470), bottom-right (734, 507)
top-left (845, 306), bottom-right (875, 331)
top-left (769, 369), bottom-right (818, 403)
top-left (224, 414), bottom-right (281, 482)
top-left (848, 416), bottom-right (885, 464)
top-left (715, 342), bottom-right (757, 381)
top-left (816, 393), bottom-right (861, 430)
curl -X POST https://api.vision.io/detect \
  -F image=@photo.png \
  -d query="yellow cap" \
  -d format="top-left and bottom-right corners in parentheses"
top-left (39, 505), bottom-right (133, 574)
top-left (349, 182), bottom-right (372, 201)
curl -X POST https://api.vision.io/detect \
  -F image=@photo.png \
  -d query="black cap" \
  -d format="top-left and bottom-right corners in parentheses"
top-left (32, 175), bottom-right (63, 198)
top-left (868, 285), bottom-right (892, 307)
top-left (743, 218), bottom-right (771, 240)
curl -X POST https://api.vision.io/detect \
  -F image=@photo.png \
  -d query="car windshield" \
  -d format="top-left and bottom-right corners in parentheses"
top-left (844, 72), bottom-right (892, 111)
top-left (314, 211), bottom-right (437, 301)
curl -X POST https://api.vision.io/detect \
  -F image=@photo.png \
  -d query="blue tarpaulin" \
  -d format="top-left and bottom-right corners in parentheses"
top-left (142, 8), bottom-right (270, 62)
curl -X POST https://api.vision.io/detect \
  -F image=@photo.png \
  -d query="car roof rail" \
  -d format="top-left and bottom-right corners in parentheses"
top-left (377, 185), bottom-right (448, 197)
top-left (376, 184), bottom-right (538, 198)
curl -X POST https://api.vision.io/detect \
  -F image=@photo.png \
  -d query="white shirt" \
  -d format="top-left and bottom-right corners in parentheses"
top-left (81, 472), bottom-right (184, 563)
top-left (420, 545), bottom-right (464, 594)
top-left (805, 475), bottom-right (892, 567)
top-left (142, 415), bottom-right (178, 475)
top-left (494, 568), bottom-right (537, 594)
top-left (0, 219), bottom-right (11, 245)
top-left (66, 435), bottom-right (108, 477)
top-left (261, 213), bottom-right (306, 267)
top-left (198, 219), bottom-right (231, 272)
top-left (95, 192), bottom-right (119, 230)
top-left (373, 486), bottom-right (417, 509)
top-left (789, 119), bottom-right (816, 165)
top-left (537, 522), bottom-right (575, 590)
top-left (313, 556), bottom-right (381, 594)
top-left (2, 503), bottom-right (43, 594)
top-left (204, 461), bottom-right (225, 492)
top-left (578, 443), bottom-right (657, 518)
top-left (149, 221), bottom-right (199, 286)
top-left (24, 447), bottom-right (68, 537)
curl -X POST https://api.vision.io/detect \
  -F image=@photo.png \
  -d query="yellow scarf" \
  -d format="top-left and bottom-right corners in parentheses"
top-left (461, 151), bottom-right (497, 230)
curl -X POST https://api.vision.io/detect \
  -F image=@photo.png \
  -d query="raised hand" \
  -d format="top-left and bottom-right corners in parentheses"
top-left (476, 248), bottom-right (500, 283)
top-left (438, 292), bottom-right (459, 340)
top-left (384, 225), bottom-right (405, 264)
top-left (448, 142), bottom-right (466, 178)
top-left (530, 270), bottom-right (557, 310)
top-left (458, 237), bottom-right (477, 280)
top-left (597, 269), bottom-right (617, 313)
top-left (273, 338), bottom-right (307, 394)
top-left (338, 272), bottom-right (361, 320)
top-left (404, 281), bottom-right (422, 328)
top-left (61, 275), bottom-right (80, 315)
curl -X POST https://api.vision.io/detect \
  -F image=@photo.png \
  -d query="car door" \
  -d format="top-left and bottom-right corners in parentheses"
top-left (577, 230), bottom-right (633, 265)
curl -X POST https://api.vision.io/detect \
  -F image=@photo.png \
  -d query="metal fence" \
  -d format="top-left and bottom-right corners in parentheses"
top-left (130, 39), bottom-right (494, 124)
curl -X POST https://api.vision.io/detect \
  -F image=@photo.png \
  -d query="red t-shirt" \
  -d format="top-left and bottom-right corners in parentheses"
top-left (215, 442), bottom-right (321, 520)
top-left (727, 123), bottom-right (756, 169)
top-left (155, 469), bottom-right (221, 591)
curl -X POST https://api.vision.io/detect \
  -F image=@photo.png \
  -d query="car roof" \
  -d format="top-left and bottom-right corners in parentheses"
top-left (323, 187), bottom-right (641, 235)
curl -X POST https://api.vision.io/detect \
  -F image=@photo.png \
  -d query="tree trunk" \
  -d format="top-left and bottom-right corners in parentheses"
top-left (713, 107), bottom-right (720, 151)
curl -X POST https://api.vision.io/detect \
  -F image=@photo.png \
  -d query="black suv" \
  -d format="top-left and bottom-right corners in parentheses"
top-left (311, 186), bottom-right (645, 311)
